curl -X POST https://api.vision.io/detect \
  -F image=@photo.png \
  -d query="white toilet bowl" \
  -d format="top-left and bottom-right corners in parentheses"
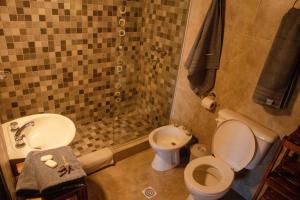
top-left (149, 125), bottom-right (192, 171)
top-left (184, 156), bottom-right (234, 200)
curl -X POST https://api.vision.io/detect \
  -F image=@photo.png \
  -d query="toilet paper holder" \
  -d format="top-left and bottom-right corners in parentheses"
top-left (201, 92), bottom-right (218, 112)
top-left (204, 92), bottom-right (216, 99)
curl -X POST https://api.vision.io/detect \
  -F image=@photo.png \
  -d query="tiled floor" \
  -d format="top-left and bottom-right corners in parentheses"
top-left (86, 149), bottom-right (246, 200)
top-left (70, 111), bottom-right (155, 157)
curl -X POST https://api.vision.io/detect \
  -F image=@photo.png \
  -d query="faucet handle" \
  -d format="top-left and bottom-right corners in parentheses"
top-left (15, 135), bottom-right (24, 141)
top-left (15, 139), bottom-right (25, 149)
top-left (10, 122), bottom-right (19, 131)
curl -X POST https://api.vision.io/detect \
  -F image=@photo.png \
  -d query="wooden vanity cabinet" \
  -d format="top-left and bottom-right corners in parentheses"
top-left (253, 126), bottom-right (300, 200)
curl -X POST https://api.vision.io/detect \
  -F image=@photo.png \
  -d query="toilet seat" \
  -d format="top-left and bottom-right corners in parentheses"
top-left (184, 120), bottom-right (256, 197)
top-left (184, 155), bottom-right (234, 195)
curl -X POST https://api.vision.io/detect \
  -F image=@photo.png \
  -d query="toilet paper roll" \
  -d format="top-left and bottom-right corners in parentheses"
top-left (201, 96), bottom-right (216, 111)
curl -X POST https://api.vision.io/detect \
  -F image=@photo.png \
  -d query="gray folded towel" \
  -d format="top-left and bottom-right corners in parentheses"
top-left (16, 146), bottom-right (86, 197)
top-left (253, 8), bottom-right (300, 109)
top-left (185, 0), bottom-right (225, 96)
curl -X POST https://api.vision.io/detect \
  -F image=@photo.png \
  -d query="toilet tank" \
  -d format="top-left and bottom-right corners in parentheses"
top-left (216, 109), bottom-right (278, 169)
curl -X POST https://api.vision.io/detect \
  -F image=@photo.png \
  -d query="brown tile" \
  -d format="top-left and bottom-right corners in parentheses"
top-left (0, 0), bottom-right (189, 153)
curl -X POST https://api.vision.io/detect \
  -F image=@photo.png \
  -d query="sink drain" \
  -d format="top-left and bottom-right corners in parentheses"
top-left (142, 186), bottom-right (157, 199)
top-left (171, 142), bottom-right (176, 146)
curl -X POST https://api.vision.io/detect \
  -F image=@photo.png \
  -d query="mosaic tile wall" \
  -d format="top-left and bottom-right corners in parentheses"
top-left (71, 110), bottom-right (153, 157)
top-left (0, 0), bottom-right (143, 123)
top-left (0, 0), bottom-right (189, 149)
top-left (137, 0), bottom-right (190, 126)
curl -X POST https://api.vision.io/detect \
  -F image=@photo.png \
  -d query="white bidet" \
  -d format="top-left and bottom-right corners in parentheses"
top-left (149, 125), bottom-right (192, 171)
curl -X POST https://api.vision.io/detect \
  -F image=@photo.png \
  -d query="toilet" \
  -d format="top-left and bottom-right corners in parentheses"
top-left (149, 124), bottom-right (192, 171)
top-left (184, 109), bottom-right (277, 200)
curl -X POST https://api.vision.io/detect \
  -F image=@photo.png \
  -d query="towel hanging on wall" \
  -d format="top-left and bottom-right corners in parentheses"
top-left (253, 8), bottom-right (300, 109)
top-left (185, 0), bottom-right (225, 97)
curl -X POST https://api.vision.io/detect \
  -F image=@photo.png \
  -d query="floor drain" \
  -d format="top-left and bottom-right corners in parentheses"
top-left (142, 186), bottom-right (157, 199)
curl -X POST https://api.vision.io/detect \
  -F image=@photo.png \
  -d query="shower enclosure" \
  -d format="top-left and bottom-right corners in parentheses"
top-left (0, 0), bottom-right (190, 157)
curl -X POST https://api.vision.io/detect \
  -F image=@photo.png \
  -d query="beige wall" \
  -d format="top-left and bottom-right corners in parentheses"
top-left (171, 0), bottom-right (300, 147)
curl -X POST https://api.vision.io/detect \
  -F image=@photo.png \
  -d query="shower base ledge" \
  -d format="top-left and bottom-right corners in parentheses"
top-left (77, 135), bottom-right (150, 175)
top-left (78, 147), bottom-right (114, 175)
top-left (112, 135), bottom-right (150, 162)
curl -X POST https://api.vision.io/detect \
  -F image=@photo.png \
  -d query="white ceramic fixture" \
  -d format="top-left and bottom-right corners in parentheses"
top-left (149, 124), bottom-right (192, 171)
top-left (1, 113), bottom-right (76, 159)
top-left (184, 109), bottom-right (277, 200)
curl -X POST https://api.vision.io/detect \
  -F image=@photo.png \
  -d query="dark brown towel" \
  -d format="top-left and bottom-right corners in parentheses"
top-left (185, 0), bottom-right (225, 96)
top-left (253, 8), bottom-right (300, 109)
top-left (16, 146), bottom-right (86, 197)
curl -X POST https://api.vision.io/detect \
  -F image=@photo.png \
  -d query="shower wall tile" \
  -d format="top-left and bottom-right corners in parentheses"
top-left (138, 0), bottom-right (190, 126)
top-left (0, 0), bottom-right (189, 129)
top-left (0, 0), bottom-right (143, 123)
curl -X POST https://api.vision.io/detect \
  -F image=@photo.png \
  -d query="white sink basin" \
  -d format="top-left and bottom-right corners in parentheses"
top-left (1, 113), bottom-right (76, 159)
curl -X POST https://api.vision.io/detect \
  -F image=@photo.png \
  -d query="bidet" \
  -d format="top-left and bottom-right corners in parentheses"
top-left (149, 124), bottom-right (192, 171)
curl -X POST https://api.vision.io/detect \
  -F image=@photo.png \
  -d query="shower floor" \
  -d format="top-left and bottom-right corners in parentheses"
top-left (70, 111), bottom-right (155, 157)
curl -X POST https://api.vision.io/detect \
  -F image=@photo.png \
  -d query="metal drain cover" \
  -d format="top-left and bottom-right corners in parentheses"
top-left (142, 186), bottom-right (157, 199)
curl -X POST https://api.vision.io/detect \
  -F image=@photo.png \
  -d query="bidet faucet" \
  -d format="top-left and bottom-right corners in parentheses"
top-left (15, 121), bottom-right (34, 138)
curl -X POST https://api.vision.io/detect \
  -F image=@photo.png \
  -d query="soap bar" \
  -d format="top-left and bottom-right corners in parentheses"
top-left (45, 160), bottom-right (57, 168)
top-left (40, 155), bottom-right (53, 162)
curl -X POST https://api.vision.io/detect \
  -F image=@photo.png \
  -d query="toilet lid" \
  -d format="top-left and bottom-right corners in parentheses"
top-left (212, 120), bottom-right (256, 172)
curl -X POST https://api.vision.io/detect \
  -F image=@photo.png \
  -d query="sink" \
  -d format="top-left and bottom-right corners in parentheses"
top-left (1, 114), bottom-right (76, 159)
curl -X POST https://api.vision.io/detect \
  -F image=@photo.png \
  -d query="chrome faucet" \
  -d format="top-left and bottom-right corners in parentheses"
top-left (15, 121), bottom-right (34, 138)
